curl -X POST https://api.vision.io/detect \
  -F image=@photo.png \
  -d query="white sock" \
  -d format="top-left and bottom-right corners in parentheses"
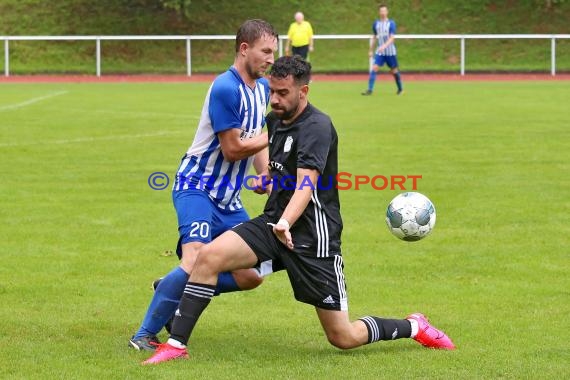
top-left (408, 318), bottom-right (419, 338)
top-left (167, 338), bottom-right (186, 349)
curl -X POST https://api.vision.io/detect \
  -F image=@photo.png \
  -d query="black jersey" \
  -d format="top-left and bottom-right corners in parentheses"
top-left (264, 104), bottom-right (342, 258)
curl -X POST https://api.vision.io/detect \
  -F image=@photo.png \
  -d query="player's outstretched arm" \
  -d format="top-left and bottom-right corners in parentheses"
top-left (252, 147), bottom-right (271, 195)
top-left (272, 168), bottom-right (319, 249)
top-left (217, 129), bottom-right (268, 162)
top-left (253, 147), bottom-right (269, 175)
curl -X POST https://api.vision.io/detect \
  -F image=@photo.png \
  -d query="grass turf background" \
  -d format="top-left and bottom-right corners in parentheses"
top-left (0, 80), bottom-right (569, 378)
top-left (0, 0), bottom-right (569, 74)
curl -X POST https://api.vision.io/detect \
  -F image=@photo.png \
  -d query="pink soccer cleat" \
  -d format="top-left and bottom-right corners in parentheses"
top-left (142, 343), bottom-right (189, 365)
top-left (407, 313), bottom-right (456, 350)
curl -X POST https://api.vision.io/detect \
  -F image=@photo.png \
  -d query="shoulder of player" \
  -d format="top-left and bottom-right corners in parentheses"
top-left (302, 106), bottom-right (334, 133)
top-left (210, 71), bottom-right (241, 96)
top-left (307, 105), bottom-right (331, 121)
top-left (372, 19), bottom-right (380, 32)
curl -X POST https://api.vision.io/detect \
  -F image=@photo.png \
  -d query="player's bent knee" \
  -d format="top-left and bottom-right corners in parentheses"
top-left (194, 245), bottom-right (225, 273)
top-left (326, 333), bottom-right (358, 350)
top-left (324, 329), bottom-right (360, 350)
top-left (180, 244), bottom-right (201, 273)
top-left (232, 269), bottom-right (263, 290)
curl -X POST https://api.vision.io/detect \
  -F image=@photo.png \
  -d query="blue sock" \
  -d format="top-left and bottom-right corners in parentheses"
top-left (393, 72), bottom-right (403, 92)
top-left (133, 266), bottom-right (188, 339)
top-left (368, 71), bottom-right (377, 91)
top-left (214, 271), bottom-right (241, 295)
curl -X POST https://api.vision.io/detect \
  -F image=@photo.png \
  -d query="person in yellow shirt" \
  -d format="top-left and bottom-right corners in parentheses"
top-left (285, 12), bottom-right (314, 59)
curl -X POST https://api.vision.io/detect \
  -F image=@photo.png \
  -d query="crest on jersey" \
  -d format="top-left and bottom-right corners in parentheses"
top-left (284, 136), bottom-right (293, 152)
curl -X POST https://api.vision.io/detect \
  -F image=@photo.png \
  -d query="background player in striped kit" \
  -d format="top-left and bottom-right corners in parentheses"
top-left (362, 4), bottom-right (403, 95)
top-left (129, 19), bottom-right (278, 351)
top-left (142, 56), bottom-right (455, 365)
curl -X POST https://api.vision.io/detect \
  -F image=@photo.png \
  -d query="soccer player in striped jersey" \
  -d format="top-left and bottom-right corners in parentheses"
top-left (143, 56), bottom-right (455, 365)
top-left (362, 4), bottom-right (403, 95)
top-left (129, 19), bottom-right (279, 351)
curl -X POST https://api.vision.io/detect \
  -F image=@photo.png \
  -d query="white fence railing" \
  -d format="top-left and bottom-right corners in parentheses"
top-left (1, 34), bottom-right (569, 77)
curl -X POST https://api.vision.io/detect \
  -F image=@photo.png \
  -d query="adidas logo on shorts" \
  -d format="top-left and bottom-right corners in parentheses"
top-left (322, 295), bottom-right (335, 304)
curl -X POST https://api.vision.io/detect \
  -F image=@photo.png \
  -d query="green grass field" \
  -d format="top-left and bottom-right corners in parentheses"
top-left (0, 79), bottom-right (569, 379)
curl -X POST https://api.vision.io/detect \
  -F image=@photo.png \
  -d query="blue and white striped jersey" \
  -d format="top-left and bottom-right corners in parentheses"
top-left (373, 19), bottom-right (397, 56)
top-left (174, 66), bottom-right (269, 211)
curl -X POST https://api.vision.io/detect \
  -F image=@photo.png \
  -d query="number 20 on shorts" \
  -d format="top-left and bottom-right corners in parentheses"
top-left (189, 222), bottom-right (209, 239)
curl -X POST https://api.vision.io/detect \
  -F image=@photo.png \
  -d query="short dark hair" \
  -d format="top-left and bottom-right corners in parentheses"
top-left (269, 56), bottom-right (312, 85)
top-left (378, 4), bottom-right (388, 9)
top-left (235, 19), bottom-right (279, 53)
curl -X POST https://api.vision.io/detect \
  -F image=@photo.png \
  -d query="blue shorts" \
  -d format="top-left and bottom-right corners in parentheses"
top-left (172, 189), bottom-right (249, 258)
top-left (374, 54), bottom-right (399, 69)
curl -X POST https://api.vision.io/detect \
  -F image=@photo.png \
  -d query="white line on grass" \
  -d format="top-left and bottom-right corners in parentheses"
top-left (0, 91), bottom-right (69, 112)
top-left (57, 108), bottom-right (200, 120)
top-left (0, 130), bottom-right (183, 148)
top-left (90, 109), bottom-right (201, 120)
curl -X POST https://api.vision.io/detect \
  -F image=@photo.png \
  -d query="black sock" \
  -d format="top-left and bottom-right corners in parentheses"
top-left (393, 72), bottom-right (403, 91)
top-left (169, 282), bottom-right (216, 345)
top-left (359, 316), bottom-right (412, 344)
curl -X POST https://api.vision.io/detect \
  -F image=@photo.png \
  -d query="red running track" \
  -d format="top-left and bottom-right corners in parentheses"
top-left (0, 73), bottom-right (569, 83)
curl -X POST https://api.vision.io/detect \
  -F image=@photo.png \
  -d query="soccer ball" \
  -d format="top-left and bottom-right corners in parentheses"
top-left (386, 192), bottom-right (436, 241)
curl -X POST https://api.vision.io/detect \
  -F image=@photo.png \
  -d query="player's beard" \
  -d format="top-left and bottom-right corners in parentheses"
top-left (272, 101), bottom-right (299, 121)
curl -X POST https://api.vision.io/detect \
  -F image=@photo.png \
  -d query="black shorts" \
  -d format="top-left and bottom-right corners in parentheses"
top-left (292, 45), bottom-right (309, 59)
top-left (233, 215), bottom-right (348, 311)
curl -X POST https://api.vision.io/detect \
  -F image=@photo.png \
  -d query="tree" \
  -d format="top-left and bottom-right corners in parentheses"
top-left (160, 0), bottom-right (191, 19)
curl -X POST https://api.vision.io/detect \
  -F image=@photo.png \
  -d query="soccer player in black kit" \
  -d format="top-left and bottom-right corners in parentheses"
top-left (143, 56), bottom-right (455, 365)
